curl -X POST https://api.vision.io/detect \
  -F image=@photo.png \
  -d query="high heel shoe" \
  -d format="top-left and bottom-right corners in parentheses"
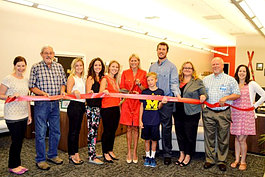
top-left (175, 160), bottom-right (183, 166)
top-left (69, 156), bottom-right (84, 165)
top-left (133, 159), bottom-right (138, 164)
top-left (108, 153), bottom-right (119, 160)
top-left (103, 154), bottom-right (114, 163)
top-left (180, 160), bottom-right (191, 167)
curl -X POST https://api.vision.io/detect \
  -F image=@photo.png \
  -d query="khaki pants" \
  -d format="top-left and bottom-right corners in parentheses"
top-left (202, 107), bottom-right (231, 164)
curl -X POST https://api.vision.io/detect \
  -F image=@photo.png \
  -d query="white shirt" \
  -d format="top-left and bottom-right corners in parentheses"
top-left (248, 81), bottom-right (265, 108)
top-left (2, 75), bottom-right (29, 120)
top-left (71, 76), bottom-right (86, 103)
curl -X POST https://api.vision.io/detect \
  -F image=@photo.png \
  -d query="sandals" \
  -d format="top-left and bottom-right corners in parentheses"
top-left (230, 161), bottom-right (247, 170)
top-left (239, 163), bottom-right (247, 171)
top-left (175, 159), bottom-right (184, 166)
top-left (230, 161), bottom-right (240, 168)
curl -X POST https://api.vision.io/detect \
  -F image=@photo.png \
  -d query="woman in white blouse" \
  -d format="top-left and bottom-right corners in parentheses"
top-left (0, 56), bottom-right (32, 175)
top-left (67, 58), bottom-right (86, 165)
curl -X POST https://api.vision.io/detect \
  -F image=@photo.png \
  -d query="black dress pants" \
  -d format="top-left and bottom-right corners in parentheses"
top-left (6, 118), bottom-right (27, 168)
top-left (101, 106), bottom-right (120, 154)
top-left (173, 112), bottom-right (200, 155)
top-left (67, 101), bottom-right (86, 155)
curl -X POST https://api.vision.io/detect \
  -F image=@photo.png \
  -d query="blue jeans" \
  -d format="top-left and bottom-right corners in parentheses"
top-left (34, 101), bottom-right (60, 163)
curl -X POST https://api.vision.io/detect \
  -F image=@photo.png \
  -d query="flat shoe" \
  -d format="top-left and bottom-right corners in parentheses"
top-left (96, 154), bottom-right (103, 159)
top-left (127, 159), bottom-right (132, 163)
top-left (164, 157), bottom-right (171, 165)
top-left (22, 167), bottom-right (28, 172)
top-left (203, 162), bottom-right (215, 169)
top-left (36, 161), bottom-right (50, 170)
top-left (88, 159), bottom-right (103, 165)
top-left (239, 163), bottom-right (247, 171)
top-left (230, 161), bottom-right (240, 168)
top-left (9, 168), bottom-right (25, 175)
top-left (218, 164), bottom-right (226, 171)
top-left (47, 156), bottom-right (63, 165)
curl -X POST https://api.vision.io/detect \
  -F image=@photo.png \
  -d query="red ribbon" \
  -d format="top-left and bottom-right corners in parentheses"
top-left (5, 93), bottom-right (254, 111)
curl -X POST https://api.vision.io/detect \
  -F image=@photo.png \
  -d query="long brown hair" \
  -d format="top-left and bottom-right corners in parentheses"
top-left (87, 57), bottom-right (105, 81)
top-left (234, 64), bottom-right (251, 84)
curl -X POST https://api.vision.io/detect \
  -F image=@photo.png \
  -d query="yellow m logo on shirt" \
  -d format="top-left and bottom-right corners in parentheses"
top-left (145, 99), bottom-right (159, 110)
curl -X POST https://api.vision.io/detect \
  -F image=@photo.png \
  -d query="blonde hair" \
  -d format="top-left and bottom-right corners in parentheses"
top-left (129, 54), bottom-right (141, 69)
top-left (146, 72), bottom-right (157, 79)
top-left (179, 61), bottom-right (198, 82)
top-left (70, 58), bottom-right (84, 77)
top-left (108, 60), bottom-right (120, 80)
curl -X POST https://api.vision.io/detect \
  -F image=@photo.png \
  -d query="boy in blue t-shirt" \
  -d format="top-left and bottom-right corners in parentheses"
top-left (139, 72), bottom-right (167, 167)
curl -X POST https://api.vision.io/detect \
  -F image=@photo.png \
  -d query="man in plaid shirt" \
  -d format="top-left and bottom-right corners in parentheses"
top-left (29, 45), bottom-right (67, 170)
top-left (202, 57), bottom-right (240, 172)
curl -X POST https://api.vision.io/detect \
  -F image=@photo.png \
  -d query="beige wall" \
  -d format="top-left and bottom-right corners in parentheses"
top-left (236, 36), bottom-right (265, 87)
top-left (0, 1), bottom-right (213, 82)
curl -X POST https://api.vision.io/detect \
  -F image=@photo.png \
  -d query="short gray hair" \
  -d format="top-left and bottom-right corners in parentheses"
top-left (40, 45), bottom-right (54, 54)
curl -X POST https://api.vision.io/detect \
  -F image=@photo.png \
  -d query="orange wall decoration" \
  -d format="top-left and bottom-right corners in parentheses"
top-left (214, 47), bottom-right (236, 76)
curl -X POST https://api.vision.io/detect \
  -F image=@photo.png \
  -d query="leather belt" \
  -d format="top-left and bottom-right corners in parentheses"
top-left (207, 106), bottom-right (230, 113)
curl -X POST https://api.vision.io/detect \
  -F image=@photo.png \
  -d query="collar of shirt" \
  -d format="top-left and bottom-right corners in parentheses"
top-left (157, 58), bottom-right (168, 66)
top-left (41, 60), bottom-right (57, 68)
top-left (213, 72), bottom-right (224, 79)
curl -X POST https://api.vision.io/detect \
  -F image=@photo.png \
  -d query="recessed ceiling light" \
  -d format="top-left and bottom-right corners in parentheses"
top-left (145, 16), bottom-right (160, 20)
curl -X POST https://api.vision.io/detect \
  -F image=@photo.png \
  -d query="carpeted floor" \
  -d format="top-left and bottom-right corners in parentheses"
top-left (0, 132), bottom-right (265, 177)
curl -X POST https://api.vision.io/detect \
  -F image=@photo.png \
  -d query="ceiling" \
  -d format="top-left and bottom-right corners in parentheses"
top-left (9, 0), bottom-right (265, 47)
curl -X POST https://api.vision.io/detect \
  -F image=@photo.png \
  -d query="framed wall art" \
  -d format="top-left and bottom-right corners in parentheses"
top-left (256, 63), bottom-right (263, 71)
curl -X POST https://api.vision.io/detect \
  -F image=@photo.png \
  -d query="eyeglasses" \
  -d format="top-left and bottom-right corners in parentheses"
top-left (43, 52), bottom-right (54, 55)
top-left (183, 67), bottom-right (193, 70)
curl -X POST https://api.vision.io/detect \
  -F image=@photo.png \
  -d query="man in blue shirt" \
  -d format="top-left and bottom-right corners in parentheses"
top-left (202, 57), bottom-right (240, 171)
top-left (149, 42), bottom-right (180, 165)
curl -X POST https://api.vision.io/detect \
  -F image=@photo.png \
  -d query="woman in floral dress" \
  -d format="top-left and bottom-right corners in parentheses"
top-left (230, 64), bottom-right (265, 170)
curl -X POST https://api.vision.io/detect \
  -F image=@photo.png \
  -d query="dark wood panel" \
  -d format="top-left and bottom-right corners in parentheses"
top-left (26, 108), bottom-right (127, 152)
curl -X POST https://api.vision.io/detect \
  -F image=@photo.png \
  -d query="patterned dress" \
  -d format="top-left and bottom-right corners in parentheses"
top-left (231, 84), bottom-right (256, 135)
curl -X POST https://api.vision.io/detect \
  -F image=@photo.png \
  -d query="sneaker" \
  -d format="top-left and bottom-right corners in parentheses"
top-left (47, 156), bottom-right (63, 165)
top-left (144, 157), bottom-right (151, 166)
top-left (150, 158), bottom-right (156, 168)
top-left (36, 161), bottom-right (50, 170)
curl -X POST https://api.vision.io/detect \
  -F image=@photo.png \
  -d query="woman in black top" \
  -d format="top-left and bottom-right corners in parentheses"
top-left (86, 57), bottom-right (105, 165)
